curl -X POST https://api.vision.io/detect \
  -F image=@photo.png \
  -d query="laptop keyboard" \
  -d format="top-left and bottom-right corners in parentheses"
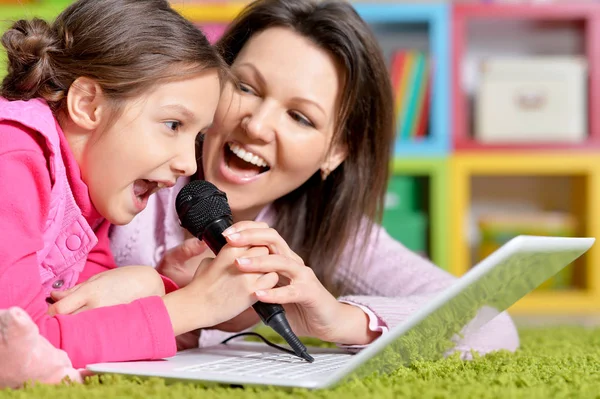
top-left (174, 352), bottom-right (353, 380)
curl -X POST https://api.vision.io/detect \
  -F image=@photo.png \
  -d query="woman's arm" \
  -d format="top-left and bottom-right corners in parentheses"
top-left (334, 223), bottom-right (519, 356)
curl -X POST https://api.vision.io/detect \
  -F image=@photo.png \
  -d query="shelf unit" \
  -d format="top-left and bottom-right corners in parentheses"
top-left (354, 4), bottom-right (451, 269)
top-left (391, 158), bottom-right (449, 271)
top-left (450, 153), bottom-right (600, 313)
top-left (451, 2), bottom-right (600, 152)
top-left (355, 4), bottom-right (450, 157)
top-left (448, 3), bottom-right (600, 314)
top-left (2, 1), bottom-right (600, 314)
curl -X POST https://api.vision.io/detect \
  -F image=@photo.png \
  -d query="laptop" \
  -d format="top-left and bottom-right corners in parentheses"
top-left (87, 235), bottom-right (594, 389)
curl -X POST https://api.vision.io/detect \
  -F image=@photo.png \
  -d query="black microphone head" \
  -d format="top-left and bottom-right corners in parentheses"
top-left (175, 180), bottom-right (232, 239)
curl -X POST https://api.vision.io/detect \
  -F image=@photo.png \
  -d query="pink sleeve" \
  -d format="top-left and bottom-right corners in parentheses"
top-left (79, 220), bottom-right (179, 294)
top-left (0, 122), bottom-right (176, 368)
top-left (333, 225), bottom-right (520, 356)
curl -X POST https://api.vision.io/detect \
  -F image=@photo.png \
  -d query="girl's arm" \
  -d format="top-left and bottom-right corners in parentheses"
top-left (78, 220), bottom-right (179, 294)
top-left (0, 122), bottom-right (177, 368)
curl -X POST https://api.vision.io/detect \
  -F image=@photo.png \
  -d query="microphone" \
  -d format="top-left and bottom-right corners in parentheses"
top-left (176, 180), bottom-right (314, 363)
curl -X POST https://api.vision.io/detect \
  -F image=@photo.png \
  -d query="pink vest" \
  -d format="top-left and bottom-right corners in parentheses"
top-left (0, 98), bottom-right (97, 295)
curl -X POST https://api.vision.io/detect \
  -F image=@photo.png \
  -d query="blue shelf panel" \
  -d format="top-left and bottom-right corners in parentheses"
top-left (395, 137), bottom-right (447, 157)
top-left (355, 3), bottom-right (451, 158)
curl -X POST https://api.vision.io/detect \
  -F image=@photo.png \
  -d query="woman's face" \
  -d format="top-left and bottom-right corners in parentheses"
top-left (202, 27), bottom-right (347, 221)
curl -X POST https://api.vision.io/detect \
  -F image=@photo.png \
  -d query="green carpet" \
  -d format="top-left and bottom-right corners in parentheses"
top-left (2, 326), bottom-right (600, 398)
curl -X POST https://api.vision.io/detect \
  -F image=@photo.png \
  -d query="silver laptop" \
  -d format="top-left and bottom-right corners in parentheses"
top-left (88, 235), bottom-right (594, 389)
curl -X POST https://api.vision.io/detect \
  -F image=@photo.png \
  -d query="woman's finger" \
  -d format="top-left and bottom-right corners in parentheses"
top-left (222, 221), bottom-right (270, 236)
top-left (236, 254), bottom-right (307, 278)
top-left (225, 228), bottom-right (304, 264)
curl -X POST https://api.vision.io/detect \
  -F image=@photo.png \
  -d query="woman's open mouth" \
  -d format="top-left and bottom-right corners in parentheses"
top-left (223, 142), bottom-right (270, 178)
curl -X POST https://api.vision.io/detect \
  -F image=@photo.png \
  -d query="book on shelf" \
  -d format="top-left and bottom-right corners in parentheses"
top-left (389, 50), bottom-right (431, 142)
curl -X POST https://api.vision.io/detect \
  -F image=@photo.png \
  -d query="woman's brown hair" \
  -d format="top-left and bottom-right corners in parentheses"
top-left (216, 0), bottom-right (395, 295)
top-left (1, 0), bottom-right (228, 115)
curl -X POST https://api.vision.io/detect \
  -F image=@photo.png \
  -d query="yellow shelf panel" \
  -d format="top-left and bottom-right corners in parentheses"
top-left (452, 152), bottom-right (600, 175)
top-left (172, 3), bottom-right (245, 23)
top-left (449, 153), bottom-right (600, 309)
top-left (509, 291), bottom-right (600, 314)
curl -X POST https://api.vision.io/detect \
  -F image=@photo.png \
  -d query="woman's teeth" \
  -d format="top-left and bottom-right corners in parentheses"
top-left (228, 142), bottom-right (268, 168)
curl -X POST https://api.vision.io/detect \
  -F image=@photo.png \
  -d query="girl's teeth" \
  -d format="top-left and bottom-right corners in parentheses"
top-left (243, 152), bottom-right (253, 162)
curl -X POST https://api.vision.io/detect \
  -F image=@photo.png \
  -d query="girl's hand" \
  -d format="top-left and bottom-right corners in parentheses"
top-left (48, 266), bottom-right (165, 316)
top-left (162, 244), bottom-right (280, 336)
top-left (210, 307), bottom-right (260, 332)
top-left (222, 222), bottom-right (379, 345)
top-left (156, 236), bottom-right (212, 288)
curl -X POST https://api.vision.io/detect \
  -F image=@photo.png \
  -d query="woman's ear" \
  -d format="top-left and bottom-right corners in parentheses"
top-left (66, 77), bottom-right (107, 131)
top-left (320, 142), bottom-right (348, 180)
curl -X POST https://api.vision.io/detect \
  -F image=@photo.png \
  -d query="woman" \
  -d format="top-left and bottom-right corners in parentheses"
top-left (108, 0), bottom-right (519, 353)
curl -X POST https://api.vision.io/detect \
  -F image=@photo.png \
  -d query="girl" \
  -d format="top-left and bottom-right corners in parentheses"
top-left (0, 0), bottom-right (283, 388)
top-left (107, 0), bottom-right (520, 353)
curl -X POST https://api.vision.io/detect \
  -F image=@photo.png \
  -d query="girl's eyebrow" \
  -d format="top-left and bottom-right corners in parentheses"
top-left (160, 104), bottom-right (196, 122)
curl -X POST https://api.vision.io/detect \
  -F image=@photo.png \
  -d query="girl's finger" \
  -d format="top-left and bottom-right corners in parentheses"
top-left (164, 237), bottom-right (210, 266)
top-left (71, 305), bottom-right (90, 315)
top-left (254, 272), bottom-right (280, 292)
top-left (48, 291), bottom-right (89, 316)
top-left (49, 284), bottom-right (80, 301)
top-left (254, 285), bottom-right (303, 304)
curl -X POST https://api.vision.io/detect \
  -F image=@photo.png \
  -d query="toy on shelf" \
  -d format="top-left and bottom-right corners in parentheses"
top-left (477, 211), bottom-right (577, 290)
top-left (475, 56), bottom-right (587, 144)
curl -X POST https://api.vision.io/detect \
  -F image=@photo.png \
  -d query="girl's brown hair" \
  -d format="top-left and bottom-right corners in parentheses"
top-left (216, 0), bottom-right (395, 295)
top-left (1, 0), bottom-right (228, 114)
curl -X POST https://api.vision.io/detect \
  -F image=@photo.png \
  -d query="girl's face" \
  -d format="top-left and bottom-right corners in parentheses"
top-left (77, 71), bottom-right (221, 225)
top-left (202, 27), bottom-right (347, 221)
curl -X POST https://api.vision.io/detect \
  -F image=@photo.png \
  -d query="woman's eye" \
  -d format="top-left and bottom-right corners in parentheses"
top-left (289, 111), bottom-right (314, 128)
top-left (164, 121), bottom-right (181, 131)
top-left (238, 83), bottom-right (255, 95)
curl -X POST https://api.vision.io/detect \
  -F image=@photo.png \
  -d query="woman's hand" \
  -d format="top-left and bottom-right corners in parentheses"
top-left (48, 266), bottom-right (165, 316)
top-left (156, 236), bottom-right (212, 288)
top-left (221, 222), bottom-right (380, 345)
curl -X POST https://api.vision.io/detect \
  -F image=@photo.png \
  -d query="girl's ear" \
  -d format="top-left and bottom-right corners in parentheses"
top-left (66, 77), bottom-right (107, 131)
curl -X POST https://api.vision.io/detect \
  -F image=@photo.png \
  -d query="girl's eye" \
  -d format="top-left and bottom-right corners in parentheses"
top-left (164, 121), bottom-right (181, 131)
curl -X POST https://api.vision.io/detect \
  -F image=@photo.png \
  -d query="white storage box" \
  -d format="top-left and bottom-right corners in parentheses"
top-left (475, 57), bottom-right (587, 144)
